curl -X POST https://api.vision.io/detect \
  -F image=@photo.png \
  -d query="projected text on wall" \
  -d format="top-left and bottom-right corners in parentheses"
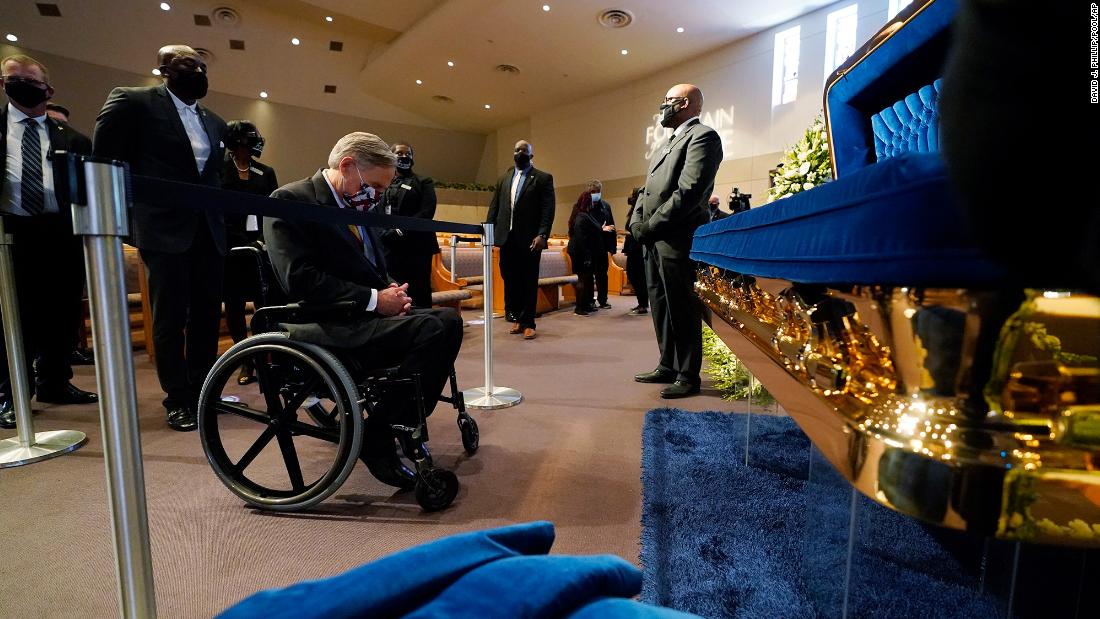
top-left (644, 106), bottom-right (735, 162)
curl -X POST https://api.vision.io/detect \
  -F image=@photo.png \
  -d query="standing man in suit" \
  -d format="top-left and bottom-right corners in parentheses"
top-left (486, 140), bottom-right (555, 340)
top-left (264, 132), bottom-right (463, 490)
top-left (377, 141), bottom-right (439, 308)
top-left (93, 45), bottom-right (228, 431)
top-left (629, 84), bottom-right (722, 399)
top-left (0, 54), bottom-right (98, 429)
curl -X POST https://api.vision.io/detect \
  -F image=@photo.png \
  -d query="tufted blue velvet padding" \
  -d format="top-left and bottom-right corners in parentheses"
top-left (872, 79), bottom-right (942, 160)
top-left (826, 0), bottom-right (957, 178)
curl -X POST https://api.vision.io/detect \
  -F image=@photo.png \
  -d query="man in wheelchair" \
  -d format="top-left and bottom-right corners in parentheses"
top-left (262, 132), bottom-right (464, 491)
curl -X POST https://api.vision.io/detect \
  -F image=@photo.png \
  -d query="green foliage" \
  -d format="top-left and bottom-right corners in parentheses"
top-left (435, 181), bottom-right (495, 192)
top-left (766, 113), bottom-right (832, 204)
top-left (702, 326), bottom-right (774, 405)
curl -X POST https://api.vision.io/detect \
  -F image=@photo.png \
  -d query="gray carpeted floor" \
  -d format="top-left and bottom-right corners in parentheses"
top-left (0, 298), bottom-right (744, 618)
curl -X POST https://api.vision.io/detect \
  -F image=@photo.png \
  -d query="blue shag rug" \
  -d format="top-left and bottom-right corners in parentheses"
top-left (640, 409), bottom-right (1003, 619)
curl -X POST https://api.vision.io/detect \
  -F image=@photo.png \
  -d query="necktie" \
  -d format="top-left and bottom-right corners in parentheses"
top-left (350, 205), bottom-right (380, 269)
top-left (20, 118), bottom-right (45, 215)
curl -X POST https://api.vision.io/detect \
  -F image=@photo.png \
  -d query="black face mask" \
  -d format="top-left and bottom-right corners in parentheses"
top-left (4, 80), bottom-right (50, 109)
top-left (658, 101), bottom-right (683, 128)
top-left (247, 136), bottom-right (265, 158)
top-left (514, 152), bottom-right (531, 169)
top-left (168, 69), bottom-right (209, 101)
top-left (395, 155), bottom-right (414, 171)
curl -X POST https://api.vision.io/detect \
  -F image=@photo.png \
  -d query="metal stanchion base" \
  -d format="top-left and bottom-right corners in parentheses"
top-left (0, 430), bottom-right (88, 468)
top-left (462, 386), bottom-right (523, 410)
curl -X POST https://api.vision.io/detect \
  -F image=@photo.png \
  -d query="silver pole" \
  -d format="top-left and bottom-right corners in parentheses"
top-left (74, 159), bottom-right (157, 618)
top-left (462, 223), bottom-right (521, 409)
top-left (0, 216), bottom-right (88, 467)
top-left (449, 234), bottom-right (458, 283)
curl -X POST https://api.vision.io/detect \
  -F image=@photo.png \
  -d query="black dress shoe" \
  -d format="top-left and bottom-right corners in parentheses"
top-left (634, 369), bottom-right (677, 384)
top-left (598, 302), bottom-right (612, 309)
top-left (660, 380), bottom-right (701, 399)
top-left (166, 406), bottom-right (198, 432)
top-left (36, 382), bottom-right (98, 405)
top-left (629, 306), bottom-right (648, 315)
top-left (362, 455), bottom-right (417, 490)
top-left (0, 399), bottom-right (15, 429)
top-left (505, 311), bottom-right (517, 323)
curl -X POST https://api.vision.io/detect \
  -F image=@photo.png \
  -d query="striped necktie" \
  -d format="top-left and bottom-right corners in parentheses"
top-left (20, 118), bottom-right (45, 215)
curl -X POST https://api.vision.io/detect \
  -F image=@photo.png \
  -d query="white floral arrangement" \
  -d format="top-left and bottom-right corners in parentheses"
top-left (766, 113), bottom-right (832, 203)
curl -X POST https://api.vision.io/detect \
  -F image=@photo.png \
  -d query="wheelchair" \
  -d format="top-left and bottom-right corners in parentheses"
top-left (196, 246), bottom-right (478, 512)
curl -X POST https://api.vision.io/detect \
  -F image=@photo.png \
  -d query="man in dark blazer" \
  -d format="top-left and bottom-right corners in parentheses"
top-left (377, 141), bottom-right (439, 308)
top-left (629, 84), bottom-right (723, 398)
top-left (0, 54), bottom-right (97, 429)
top-left (264, 131), bottom-right (463, 490)
top-left (485, 140), bottom-right (555, 340)
top-left (93, 45), bottom-right (228, 431)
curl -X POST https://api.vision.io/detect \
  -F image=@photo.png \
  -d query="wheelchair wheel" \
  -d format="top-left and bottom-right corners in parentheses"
top-left (415, 469), bottom-right (459, 512)
top-left (198, 333), bottom-right (363, 511)
top-left (458, 413), bottom-right (479, 455)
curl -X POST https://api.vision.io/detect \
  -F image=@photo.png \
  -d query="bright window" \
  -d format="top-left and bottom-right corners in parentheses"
top-left (824, 4), bottom-right (859, 80)
top-left (887, 0), bottom-right (912, 20)
top-left (772, 26), bottom-right (801, 106)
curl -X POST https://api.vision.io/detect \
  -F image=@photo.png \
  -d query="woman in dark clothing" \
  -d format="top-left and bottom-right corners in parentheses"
top-left (567, 187), bottom-right (605, 316)
top-left (222, 120), bottom-right (278, 384)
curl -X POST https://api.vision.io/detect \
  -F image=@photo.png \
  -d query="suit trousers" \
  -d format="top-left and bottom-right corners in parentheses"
top-left (386, 250), bottom-right (435, 309)
top-left (0, 214), bottom-right (85, 395)
top-left (344, 307), bottom-right (464, 453)
top-left (140, 222), bottom-right (225, 410)
top-left (626, 251), bottom-right (649, 308)
top-left (593, 252), bottom-right (610, 305)
top-left (500, 236), bottom-right (542, 329)
top-left (645, 248), bottom-right (702, 383)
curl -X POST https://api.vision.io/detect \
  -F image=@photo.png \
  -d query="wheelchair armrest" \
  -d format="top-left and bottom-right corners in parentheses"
top-left (252, 301), bottom-right (361, 331)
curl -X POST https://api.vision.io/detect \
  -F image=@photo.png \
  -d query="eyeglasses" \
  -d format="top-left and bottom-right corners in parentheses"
top-left (2, 75), bottom-right (49, 89)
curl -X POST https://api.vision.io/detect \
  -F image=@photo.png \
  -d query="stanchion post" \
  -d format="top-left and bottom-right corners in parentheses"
top-left (0, 217), bottom-right (88, 468)
top-left (449, 234), bottom-right (458, 283)
top-left (73, 157), bottom-right (157, 618)
top-left (462, 223), bottom-right (522, 409)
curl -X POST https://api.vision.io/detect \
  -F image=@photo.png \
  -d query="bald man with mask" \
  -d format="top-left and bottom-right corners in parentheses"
top-left (94, 44), bottom-right (228, 431)
top-left (629, 84), bottom-right (722, 399)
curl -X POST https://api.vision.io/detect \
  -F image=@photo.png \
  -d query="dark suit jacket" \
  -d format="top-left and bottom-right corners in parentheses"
top-left (485, 166), bottom-right (555, 246)
top-left (378, 170), bottom-right (439, 256)
top-left (264, 170), bottom-right (391, 348)
top-left (1, 105), bottom-right (92, 221)
top-left (92, 84), bottom-right (228, 255)
top-left (629, 119), bottom-right (723, 259)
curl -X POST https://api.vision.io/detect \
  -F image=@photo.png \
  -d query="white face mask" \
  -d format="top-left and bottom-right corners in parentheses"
top-left (590, 192), bottom-right (602, 203)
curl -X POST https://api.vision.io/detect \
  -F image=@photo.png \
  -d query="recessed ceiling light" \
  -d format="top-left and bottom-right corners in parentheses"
top-left (415, 79), bottom-right (423, 85)
top-left (151, 68), bottom-right (161, 76)
top-left (259, 91), bottom-right (269, 99)
top-left (484, 104), bottom-right (492, 109)
top-left (291, 37), bottom-right (301, 46)
top-left (620, 49), bottom-right (629, 55)
top-left (447, 60), bottom-right (455, 67)
top-left (542, 4), bottom-right (550, 11)
top-left (324, 16), bottom-right (333, 22)
top-left (159, 2), bottom-right (170, 11)
top-left (4, 33), bottom-right (18, 43)
top-left (676, 27), bottom-right (685, 33)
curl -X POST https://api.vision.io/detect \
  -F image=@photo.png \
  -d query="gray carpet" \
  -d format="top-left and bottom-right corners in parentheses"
top-left (0, 298), bottom-right (738, 618)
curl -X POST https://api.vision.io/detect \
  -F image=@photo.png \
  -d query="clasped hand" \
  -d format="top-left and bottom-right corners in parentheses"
top-left (376, 283), bottom-right (412, 316)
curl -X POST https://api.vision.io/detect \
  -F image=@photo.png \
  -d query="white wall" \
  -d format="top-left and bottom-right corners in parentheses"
top-left (480, 0), bottom-right (896, 233)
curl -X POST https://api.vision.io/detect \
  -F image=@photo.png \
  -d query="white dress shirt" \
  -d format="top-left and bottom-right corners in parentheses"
top-left (2, 103), bottom-right (59, 216)
top-left (509, 166), bottom-right (530, 231)
top-left (166, 88), bottom-right (211, 174)
top-left (323, 172), bottom-right (379, 312)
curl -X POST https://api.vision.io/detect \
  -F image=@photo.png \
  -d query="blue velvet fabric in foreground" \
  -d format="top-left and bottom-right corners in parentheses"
top-left (220, 520), bottom-right (699, 619)
top-left (640, 408), bottom-right (1002, 618)
top-left (690, 153), bottom-right (1008, 286)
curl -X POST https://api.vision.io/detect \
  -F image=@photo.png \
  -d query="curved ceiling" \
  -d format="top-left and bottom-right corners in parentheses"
top-left (0, 0), bottom-right (836, 134)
